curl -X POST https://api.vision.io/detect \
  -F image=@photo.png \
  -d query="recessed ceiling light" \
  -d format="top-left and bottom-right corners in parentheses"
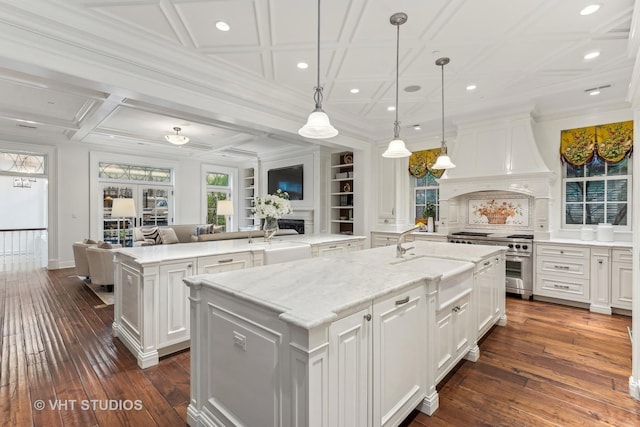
top-left (216, 21), bottom-right (230, 31)
top-left (404, 85), bottom-right (421, 93)
top-left (413, 124), bottom-right (421, 130)
top-left (350, 88), bottom-right (359, 94)
top-left (387, 106), bottom-right (396, 111)
top-left (589, 90), bottom-right (600, 96)
top-left (580, 4), bottom-right (600, 16)
top-left (297, 62), bottom-right (309, 69)
top-left (584, 51), bottom-right (600, 60)
top-left (466, 84), bottom-right (477, 91)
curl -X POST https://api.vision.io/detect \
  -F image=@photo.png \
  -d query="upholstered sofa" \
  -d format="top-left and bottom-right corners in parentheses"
top-left (133, 224), bottom-right (298, 246)
top-left (72, 240), bottom-right (97, 279)
top-left (86, 243), bottom-right (122, 291)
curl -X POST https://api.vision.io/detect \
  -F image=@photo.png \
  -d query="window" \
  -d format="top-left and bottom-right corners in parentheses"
top-left (0, 151), bottom-right (45, 175)
top-left (99, 162), bottom-right (172, 183)
top-left (413, 173), bottom-right (439, 221)
top-left (206, 172), bottom-right (232, 228)
top-left (563, 156), bottom-right (631, 227)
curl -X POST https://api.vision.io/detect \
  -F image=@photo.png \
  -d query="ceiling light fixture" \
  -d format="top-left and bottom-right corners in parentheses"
top-left (297, 62), bottom-right (309, 69)
top-left (350, 88), bottom-right (359, 94)
top-left (387, 105), bottom-right (396, 111)
top-left (165, 126), bottom-right (189, 145)
top-left (215, 21), bottom-right (230, 32)
top-left (580, 4), bottom-right (600, 16)
top-left (584, 51), bottom-right (600, 60)
top-left (382, 12), bottom-right (411, 158)
top-left (432, 57), bottom-right (456, 170)
top-left (298, 0), bottom-right (338, 139)
top-left (466, 84), bottom-right (477, 91)
top-left (589, 90), bottom-right (600, 96)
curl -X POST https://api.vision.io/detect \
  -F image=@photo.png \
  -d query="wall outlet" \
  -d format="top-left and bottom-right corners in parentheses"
top-left (233, 331), bottom-right (246, 351)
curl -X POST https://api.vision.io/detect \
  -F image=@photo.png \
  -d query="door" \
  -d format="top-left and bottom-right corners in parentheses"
top-left (101, 183), bottom-right (173, 245)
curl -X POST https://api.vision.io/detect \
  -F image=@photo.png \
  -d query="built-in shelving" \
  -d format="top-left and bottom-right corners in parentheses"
top-left (242, 167), bottom-right (257, 229)
top-left (330, 151), bottom-right (354, 235)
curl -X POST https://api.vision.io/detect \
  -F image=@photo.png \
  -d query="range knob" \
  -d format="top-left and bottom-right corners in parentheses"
top-left (508, 244), bottom-right (514, 249)
top-left (467, 241), bottom-right (472, 244)
top-left (523, 245), bottom-right (528, 250)
top-left (515, 244), bottom-right (521, 249)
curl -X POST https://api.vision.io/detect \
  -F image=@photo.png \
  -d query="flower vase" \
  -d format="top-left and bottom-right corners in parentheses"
top-left (427, 217), bottom-right (434, 233)
top-left (263, 217), bottom-right (279, 242)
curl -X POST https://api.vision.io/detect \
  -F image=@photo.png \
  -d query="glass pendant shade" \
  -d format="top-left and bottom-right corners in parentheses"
top-left (382, 138), bottom-right (412, 158)
top-left (432, 152), bottom-right (456, 169)
top-left (298, 108), bottom-right (338, 139)
top-left (165, 127), bottom-right (189, 145)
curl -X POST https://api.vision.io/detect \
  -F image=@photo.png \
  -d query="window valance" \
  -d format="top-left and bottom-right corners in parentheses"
top-left (408, 148), bottom-right (445, 179)
top-left (560, 120), bottom-right (633, 166)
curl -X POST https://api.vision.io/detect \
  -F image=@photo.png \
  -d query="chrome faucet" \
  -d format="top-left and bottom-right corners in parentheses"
top-left (396, 226), bottom-right (419, 258)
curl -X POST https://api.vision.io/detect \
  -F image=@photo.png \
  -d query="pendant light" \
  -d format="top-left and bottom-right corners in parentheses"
top-left (431, 57), bottom-right (456, 169)
top-left (165, 127), bottom-right (189, 145)
top-left (298, 0), bottom-right (338, 139)
top-left (382, 13), bottom-right (411, 158)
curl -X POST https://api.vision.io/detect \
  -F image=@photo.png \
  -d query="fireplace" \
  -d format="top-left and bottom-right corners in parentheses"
top-left (278, 219), bottom-right (305, 234)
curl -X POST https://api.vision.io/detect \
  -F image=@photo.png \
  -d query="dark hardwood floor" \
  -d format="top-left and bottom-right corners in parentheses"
top-left (2, 267), bottom-right (640, 426)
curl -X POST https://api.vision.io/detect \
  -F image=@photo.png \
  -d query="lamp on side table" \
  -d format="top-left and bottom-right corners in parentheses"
top-left (111, 198), bottom-right (137, 246)
top-left (217, 200), bottom-right (234, 232)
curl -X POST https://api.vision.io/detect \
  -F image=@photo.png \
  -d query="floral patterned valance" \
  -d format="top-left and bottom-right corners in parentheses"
top-left (408, 148), bottom-right (445, 179)
top-left (560, 120), bottom-right (633, 166)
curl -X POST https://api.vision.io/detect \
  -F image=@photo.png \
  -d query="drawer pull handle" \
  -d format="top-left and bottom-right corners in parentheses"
top-left (364, 314), bottom-right (372, 321)
top-left (553, 284), bottom-right (570, 289)
top-left (218, 258), bottom-right (234, 264)
top-left (452, 306), bottom-right (461, 312)
top-left (395, 296), bottom-right (410, 306)
top-left (328, 245), bottom-right (337, 249)
top-left (598, 260), bottom-right (603, 264)
top-left (553, 265), bottom-right (570, 270)
top-left (560, 250), bottom-right (564, 254)
top-left (484, 261), bottom-right (491, 266)
top-left (187, 264), bottom-right (192, 268)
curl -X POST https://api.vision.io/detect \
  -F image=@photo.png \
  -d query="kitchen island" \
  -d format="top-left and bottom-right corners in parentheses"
top-left (112, 234), bottom-right (365, 368)
top-left (184, 241), bottom-right (506, 426)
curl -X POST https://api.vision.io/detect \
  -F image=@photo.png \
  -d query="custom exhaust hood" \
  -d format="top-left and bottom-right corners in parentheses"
top-left (437, 112), bottom-right (554, 238)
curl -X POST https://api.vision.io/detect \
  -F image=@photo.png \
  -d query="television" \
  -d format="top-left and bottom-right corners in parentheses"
top-left (268, 164), bottom-right (303, 200)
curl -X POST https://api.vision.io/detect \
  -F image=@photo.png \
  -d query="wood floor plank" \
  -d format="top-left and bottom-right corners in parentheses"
top-left (3, 268), bottom-right (640, 426)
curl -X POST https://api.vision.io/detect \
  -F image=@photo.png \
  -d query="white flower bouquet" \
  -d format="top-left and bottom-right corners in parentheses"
top-left (253, 189), bottom-right (292, 219)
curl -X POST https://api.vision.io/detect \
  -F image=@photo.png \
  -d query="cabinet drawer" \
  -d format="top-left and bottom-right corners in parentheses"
top-left (197, 252), bottom-right (253, 274)
top-left (536, 244), bottom-right (589, 259)
top-left (371, 233), bottom-right (398, 248)
top-left (612, 248), bottom-right (633, 263)
top-left (537, 256), bottom-right (589, 278)
top-left (536, 275), bottom-right (590, 302)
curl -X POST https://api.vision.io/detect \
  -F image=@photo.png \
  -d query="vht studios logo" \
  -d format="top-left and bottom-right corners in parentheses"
top-left (33, 399), bottom-right (143, 411)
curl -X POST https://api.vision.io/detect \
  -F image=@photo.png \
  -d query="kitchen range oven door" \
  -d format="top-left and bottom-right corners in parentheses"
top-left (505, 255), bottom-right (533, 299)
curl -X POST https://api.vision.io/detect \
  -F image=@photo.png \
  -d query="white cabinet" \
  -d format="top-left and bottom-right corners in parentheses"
top-left (434, 293), bottom-right (471, 384)
top-left (158, 259), bottom-right (194, 348)
top-left (535, 243), bottom-right (590, 302)
top-left (611, 248), bottom-right (633, 310)
top-left (412, 233), bottom-right (448, 243)
top-left (242, 166), bottom-right (257, 229)
top-left (312, 239), bottom-right (364, 257)
top-left (197, 252), bottom-right (253, 274)
top-left (474, 254), bottom-right (504, 340)
top-left (371, 232), bottom-right (399, 248)
top-left (372, 286), bottom-right (427, 427)
top-left (327, 284), bottom-right (427, 427)
top-left (329, 307), bottom-right (371, 427)
top-left (590, 248), bottom-right (611, 314)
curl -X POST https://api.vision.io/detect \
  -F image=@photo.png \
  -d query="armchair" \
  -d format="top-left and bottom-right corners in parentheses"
top-left (72, 241), bottom-right (97, 279)
top-left (86, 244), bottom-right (122, 292)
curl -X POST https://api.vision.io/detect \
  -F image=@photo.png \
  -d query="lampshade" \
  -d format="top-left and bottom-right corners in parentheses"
top-left (165, 126), bottom-right (189, 145)
top-left (298, 0), bottom-right (338, 139)
top-left (432, 57), bottom-right (456, 169)
top-left (111, 198), bottom-right (137, 218)
top-left (217, 200), bottom-right (234, 216)
top-left (382, 12), bottom-right (411, 159)
top-left (382, 138), bottom-right (412, 158)
top-left (299, 109), bottom-right (338, 139)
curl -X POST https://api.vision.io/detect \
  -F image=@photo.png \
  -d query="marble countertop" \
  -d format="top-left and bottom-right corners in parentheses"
top-left (185, 242), bottom-right (503, 330)
top-left (534, 238), bottom-right (632, 248)
top-left (115, 233), bottom-right (367, 264)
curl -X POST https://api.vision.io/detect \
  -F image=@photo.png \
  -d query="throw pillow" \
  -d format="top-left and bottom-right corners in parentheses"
top-left (140, 226), bottom-right (161, 245)
top-left (133, 228), bottom-right (144, 242)
top-left (83, 238), bottom-right (97, 244)
top-left (98, 242), bottom-right (113, 249)
top-left (212, 225), bottom-right (224, 233)
top-left (195, 224), bottom-right (214, 236)
top-left (159, 227), bottom-right (179, 244)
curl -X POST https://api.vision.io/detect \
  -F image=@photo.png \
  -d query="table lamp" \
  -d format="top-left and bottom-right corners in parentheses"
top-left (111, 198), bottom-right (137, 246)
top-left (217, 200), bottom-right (234, 232)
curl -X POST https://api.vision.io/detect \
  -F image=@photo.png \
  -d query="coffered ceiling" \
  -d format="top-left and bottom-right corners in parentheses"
top-left (0, 0), bottom-right (635, 160)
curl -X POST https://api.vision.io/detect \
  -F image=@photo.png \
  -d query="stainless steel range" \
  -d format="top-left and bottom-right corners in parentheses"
top-left (447, 231), bottom-right (533, 299)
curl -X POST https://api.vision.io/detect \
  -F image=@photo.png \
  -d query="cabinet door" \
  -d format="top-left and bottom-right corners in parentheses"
top-left (435, 305), bottom-right (454, 382)
top-left (611, 249), bottom-right (632, 310)
top-left (435, 293), bottom-right (471, 384)
top-left (197, 252), bottom-right (253, 274)
top-left (158, 260), bottom-right (194, 347)
top-left (329, 308), bottom-right (371, 427)
top-left (475, 259), bottom-right (495, 339)
top-left (372, 286), bottom-right (426, 427)
top-left (590, 250), bottom-right (610, 311)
